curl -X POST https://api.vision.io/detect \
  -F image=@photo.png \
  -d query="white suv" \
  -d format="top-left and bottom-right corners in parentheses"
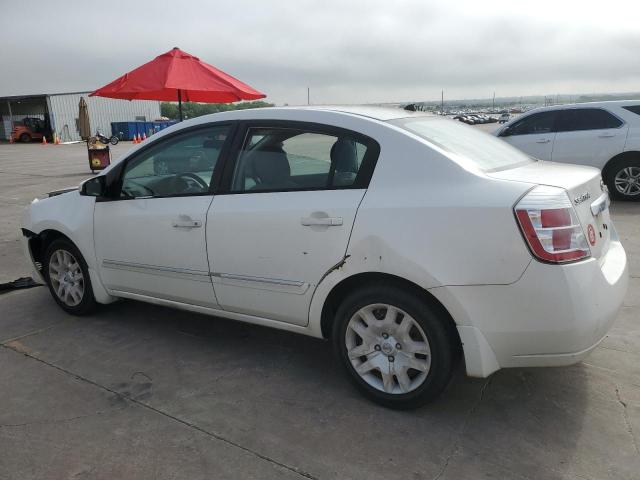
top-left (495, 101), bottom-right (640, 200)
top-left (21, 107), bottom-right (628, 408)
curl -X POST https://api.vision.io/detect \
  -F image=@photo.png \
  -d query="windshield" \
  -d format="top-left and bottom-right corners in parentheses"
top-left (389, 117), bottom-right (534, 172)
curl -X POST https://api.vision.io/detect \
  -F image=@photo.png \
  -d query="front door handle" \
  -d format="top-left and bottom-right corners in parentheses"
top-left (536, 138), bottom-right (551, 144)
top-left (172, 215), bottom-right (202, 228)
top-left (598, 133), bottom-right (615, 138)
top-left (301, 216), bottom-right (343, 226)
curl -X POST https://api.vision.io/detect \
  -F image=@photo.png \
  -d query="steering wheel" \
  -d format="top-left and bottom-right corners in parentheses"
top-left (171, 172), bottom-right (208, 193)
top-left (122, 180), bottom-right (155, 198)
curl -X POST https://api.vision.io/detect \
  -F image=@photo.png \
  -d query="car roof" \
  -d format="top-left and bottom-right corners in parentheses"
top-left (186, 105), bottom-right (434, 124)
top-left (283, 105), bottom-right (434, 121)
top-left (523, 99), bottom-right (640, 114)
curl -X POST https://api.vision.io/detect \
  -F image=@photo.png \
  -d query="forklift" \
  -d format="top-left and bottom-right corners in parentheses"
top-left (10, 117), bottom-right (52, 143)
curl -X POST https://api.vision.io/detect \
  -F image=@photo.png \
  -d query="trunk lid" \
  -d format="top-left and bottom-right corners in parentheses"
top-left (489, 160), bottom-right (611, 261)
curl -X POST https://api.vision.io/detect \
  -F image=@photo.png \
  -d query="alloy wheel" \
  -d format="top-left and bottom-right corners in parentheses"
top-left (614, 166), bottom-right (640, 197)
top-left (48, 249), bottom-right (85, 307)
top-left (345, 303), bottom-right (431, 394)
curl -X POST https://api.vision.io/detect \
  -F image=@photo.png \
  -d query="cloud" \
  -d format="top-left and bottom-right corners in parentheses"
top-left (1, 0), bottom-right (639, 104)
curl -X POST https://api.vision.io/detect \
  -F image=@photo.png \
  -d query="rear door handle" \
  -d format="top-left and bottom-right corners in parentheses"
top-left (598, 133), bottom-right (615, 138)
top-left (536, 138), bottom-right (551, 144)
top-left (301, 216), bottom-right (343, 226)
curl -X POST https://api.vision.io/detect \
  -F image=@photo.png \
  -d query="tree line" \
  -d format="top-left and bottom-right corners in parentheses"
top-left (160, 101), bottom-right (274, 119)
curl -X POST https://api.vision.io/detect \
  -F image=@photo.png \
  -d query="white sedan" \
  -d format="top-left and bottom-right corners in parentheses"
top-left (21, 106), bottom-right (628, 409)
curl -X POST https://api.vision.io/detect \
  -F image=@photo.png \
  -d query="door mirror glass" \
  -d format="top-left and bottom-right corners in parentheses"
top-left (80, 176), bottom-right (106, 197)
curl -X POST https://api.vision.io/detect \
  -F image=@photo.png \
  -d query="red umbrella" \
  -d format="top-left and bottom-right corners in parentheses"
top-left (90, 47), bottom-right (266, 121)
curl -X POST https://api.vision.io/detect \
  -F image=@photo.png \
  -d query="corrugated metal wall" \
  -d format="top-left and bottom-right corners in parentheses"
top-left (47, 93), bottom-right (161, 141)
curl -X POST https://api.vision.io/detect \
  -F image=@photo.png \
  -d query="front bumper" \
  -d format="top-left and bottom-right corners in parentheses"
top-left (435, 238), bottom-right (628, 377)
top-left (21, 231), bottom-right (46, 284)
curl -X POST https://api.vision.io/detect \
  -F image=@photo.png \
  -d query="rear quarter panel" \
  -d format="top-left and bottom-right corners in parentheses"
top-left (308, 130), bottom-right (534, 333)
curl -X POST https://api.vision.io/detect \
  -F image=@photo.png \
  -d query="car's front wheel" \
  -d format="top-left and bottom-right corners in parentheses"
top-left (333, 284), bottom-right (457, 409)
top-left (606, 158), bottom-right (640, 201)
top-left (44, 238), bottom-right (97, 315)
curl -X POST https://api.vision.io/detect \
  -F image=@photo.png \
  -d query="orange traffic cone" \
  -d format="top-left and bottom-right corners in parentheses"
top-left (132, 134), bottom-right (137, 144)
top-left (142, 132), bottom-right (147, 141)
top-left (54, 133), bottom-right (61, 145)
top-left (42, 136), bottom-right (48, 145)
top-left (136, 133), bottom-right (141, 144)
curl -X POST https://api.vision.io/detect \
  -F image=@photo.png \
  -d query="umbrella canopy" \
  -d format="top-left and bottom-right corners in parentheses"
top-left (78, 97), bottom-right (91, 140)
top-left (89, 47), bottom-right (265, 120)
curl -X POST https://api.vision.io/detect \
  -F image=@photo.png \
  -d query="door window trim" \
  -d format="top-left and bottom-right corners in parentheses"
top-left (98, 121), bottom-right (238, 202)
top-left (217, 120), bottom-right (381, 195)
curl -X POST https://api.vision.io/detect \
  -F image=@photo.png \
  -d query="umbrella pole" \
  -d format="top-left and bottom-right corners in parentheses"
top-left (178, 90), bottom-right (183, 122)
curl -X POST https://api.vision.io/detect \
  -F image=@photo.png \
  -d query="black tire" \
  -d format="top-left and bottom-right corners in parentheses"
top-left (44, 238), bottom-right (97, 315)
top-left (332, 284), bottom-right (456, 409)
top-left (605, 158), bottom-right (640, 201)
top-left (110, 136), bottom-right (119, 145)
top-left (19, 133), bottom-right (31, 143)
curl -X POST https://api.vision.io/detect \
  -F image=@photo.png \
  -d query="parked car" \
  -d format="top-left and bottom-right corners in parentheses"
top-left (22, 106), bottom-right (628, 409)
top-left (498, 113), bottom-right (510, 123)
top-left (495, 101), bottom-right (640, 200)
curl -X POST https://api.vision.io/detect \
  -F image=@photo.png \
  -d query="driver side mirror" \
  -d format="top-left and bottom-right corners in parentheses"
top-left (499, 126), bottom-right (512, 137)
top-left (80, 176), bottom-right (106, 197)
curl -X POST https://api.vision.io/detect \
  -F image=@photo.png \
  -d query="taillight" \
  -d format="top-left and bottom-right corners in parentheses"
top-left (515, 186), bottom-right (590, 263)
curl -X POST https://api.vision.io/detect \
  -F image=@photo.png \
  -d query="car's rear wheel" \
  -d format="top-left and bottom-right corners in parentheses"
top-left (333, 285), bottom-right (456, 409)
top-left (19, 133), bottom-right (31, 143)
top-left (44, 238), bottom-right (96, 315)
top-left (605, 158), bottom-right (640, 201)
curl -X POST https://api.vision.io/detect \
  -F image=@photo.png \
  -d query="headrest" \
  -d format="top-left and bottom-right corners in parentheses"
top-left (331, 138), bottom-right (358, 174)
top-left (253, 145), bottom-right (290, 185)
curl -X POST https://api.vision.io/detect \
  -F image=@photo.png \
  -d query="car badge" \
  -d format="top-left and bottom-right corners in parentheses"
top-left (573, 192), bottom-right (591, 205)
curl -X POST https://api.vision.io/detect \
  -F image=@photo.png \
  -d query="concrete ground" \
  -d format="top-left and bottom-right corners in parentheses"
top-left (0, 141), bottom-right (639, 480)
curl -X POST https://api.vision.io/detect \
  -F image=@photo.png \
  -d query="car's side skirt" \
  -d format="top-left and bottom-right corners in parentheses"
top-left (109, 289), bottom-right (323, 338)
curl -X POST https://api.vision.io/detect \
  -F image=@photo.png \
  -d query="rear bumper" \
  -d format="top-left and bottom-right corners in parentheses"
top-left (434, 238), bottom-right (628, 377)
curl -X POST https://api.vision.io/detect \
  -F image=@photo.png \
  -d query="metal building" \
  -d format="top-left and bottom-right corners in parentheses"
top-left (0, 91), bottom-right (161, 141)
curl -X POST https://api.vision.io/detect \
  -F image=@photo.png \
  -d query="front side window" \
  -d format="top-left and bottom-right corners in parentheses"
top-left (507, 111), bottom-right (558, 136)
top-left (556, 108), bottom-right (623, 132)
top-left (121, 125), bottom-right (229, 198)
top-left (230, 127), bottom-right (372, 192)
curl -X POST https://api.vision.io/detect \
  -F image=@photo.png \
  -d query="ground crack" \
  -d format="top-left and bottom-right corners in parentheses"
top-left (0, 343), bottom-right (317, 479)
top-left (432, 377), bottom-right (493, 480)
top-left (615, 386), bottom-right (640, 456)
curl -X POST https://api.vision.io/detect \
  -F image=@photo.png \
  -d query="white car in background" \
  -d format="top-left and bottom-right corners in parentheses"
top-left (495, 101), bottom-right (640, 200)
top-left (21, 107), bottom-right (628, 409)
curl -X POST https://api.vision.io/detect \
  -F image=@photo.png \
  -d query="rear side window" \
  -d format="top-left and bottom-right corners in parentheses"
top-left (556, 108), bottom-right (623, 132)
top-left (390, 117), bottom-right (533, 172)
top-left (230, 127), bottom-right (375, 192)
top-left (623, 105), bottom-right (640, 115)
top-left (508, 111), bottom-right (558, 135)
